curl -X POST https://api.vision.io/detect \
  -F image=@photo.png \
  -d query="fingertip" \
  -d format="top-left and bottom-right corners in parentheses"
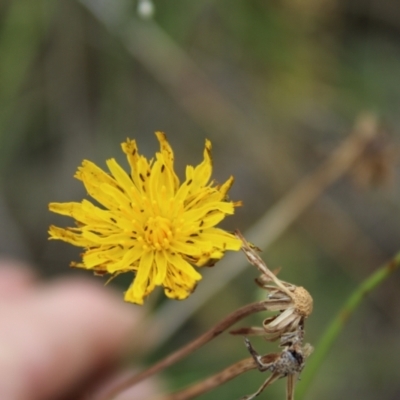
top-left (0, 258), bottom-right (37, 299)
top-left (37, 277), bottom-right (141, 363)
top-left (0, 276), bottom-right (143, 400)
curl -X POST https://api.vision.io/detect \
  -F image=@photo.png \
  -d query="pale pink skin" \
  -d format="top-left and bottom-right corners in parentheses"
top-left (0, 259), bottom-right (159, 400)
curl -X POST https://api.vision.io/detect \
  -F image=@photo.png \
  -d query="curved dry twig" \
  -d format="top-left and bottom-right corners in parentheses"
top-left (96, 301), bottom-right (270, 400)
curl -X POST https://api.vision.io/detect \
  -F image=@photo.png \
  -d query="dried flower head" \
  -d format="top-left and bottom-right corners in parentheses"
top-left (257, 279), bottom-right (313, 341)
top-left (232, 231), bottom-right (313, 340)
top-left (49, 132), bottom-right (241, 304)
top-left (229, 232), bottom-right (313, 400)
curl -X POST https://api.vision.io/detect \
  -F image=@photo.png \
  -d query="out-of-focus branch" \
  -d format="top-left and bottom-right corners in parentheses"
top-left (95, 301), bottom-right (269, 400)
top-left (153, 356), bottom-right (259, 400)
top-left (145, 114), bottom-right (380, 349)
top-left (79, 0), bottom-right (297, 189)
top-left (79, 0), bottom-right (382, 351)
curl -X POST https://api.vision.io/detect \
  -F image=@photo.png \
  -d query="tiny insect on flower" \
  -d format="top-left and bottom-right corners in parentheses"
top-left (48, 132), bottom-right (242, 304)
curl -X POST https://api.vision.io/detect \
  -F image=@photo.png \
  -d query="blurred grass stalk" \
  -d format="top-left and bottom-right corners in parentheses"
top-left (93, 114), bottom-right (383, 400)
top-left (80, 0), bottom-right (387, 351)
top-left (144, 113), bottom-right (380, 350)
top-left (79, 4), bottom-right (385, 353)
top-left (0, 0), bottom-right (54, 172)
top-left (296, 254), bottom-right (400, 399)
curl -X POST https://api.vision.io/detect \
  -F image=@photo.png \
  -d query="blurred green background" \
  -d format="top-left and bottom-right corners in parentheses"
top-left (1, 0), bottom-right (400, 399)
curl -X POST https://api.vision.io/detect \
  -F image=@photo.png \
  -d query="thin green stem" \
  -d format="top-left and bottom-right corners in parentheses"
top-left (297, 252), bottom-right (400, 399)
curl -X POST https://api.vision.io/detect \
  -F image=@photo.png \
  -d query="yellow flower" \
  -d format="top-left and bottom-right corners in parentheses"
top-left (49, 132), bottom-right (241, 304)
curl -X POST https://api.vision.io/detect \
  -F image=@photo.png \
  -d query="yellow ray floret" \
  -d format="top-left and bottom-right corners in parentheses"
top-left (49, 132), bottom-right (242, 304)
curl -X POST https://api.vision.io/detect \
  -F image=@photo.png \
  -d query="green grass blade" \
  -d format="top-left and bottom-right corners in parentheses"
top-left (297, 253), bottom-right (400, 398)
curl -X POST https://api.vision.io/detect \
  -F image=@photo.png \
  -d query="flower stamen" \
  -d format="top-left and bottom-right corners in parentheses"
top-left (144, 216), bottom-right (173, 250)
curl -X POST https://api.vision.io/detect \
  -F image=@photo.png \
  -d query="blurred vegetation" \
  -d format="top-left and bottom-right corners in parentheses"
top-left (1, 0), bottom-right (400, 399)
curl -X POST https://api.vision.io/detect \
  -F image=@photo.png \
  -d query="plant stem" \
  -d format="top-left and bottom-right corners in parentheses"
top-left (143, 114), bottom-right (380, 350)
top-left (98, 301), bottom-right (269, 400)
top-left (154, 356), bottom-right (258, 400)
top-left (296, 253), bottom-right (400, 398)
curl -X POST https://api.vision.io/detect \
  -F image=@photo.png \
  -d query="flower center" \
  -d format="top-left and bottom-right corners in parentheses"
top-left (144, 216), bottom-right (173, 250)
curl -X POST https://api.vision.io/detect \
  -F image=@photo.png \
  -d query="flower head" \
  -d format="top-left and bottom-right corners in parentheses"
top-left (231, 231), bottom-right (313, 341)
top-left (49, 132), bottom-right (241, 304)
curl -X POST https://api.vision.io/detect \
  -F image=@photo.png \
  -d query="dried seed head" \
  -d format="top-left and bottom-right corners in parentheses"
top-left (292, 286), bottom-right (313, 317)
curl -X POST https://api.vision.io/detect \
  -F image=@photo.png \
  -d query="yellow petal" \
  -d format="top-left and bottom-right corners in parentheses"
top-left (202, 228), bottom-right (242, 250)
top-left (108, 245), bottom-right (145, 273)
top-left (190, 139), bottom-right (212, 191)
top-left (154, 250), bottom-right (168, 285)
top-left (165, 252), bottom-right (202, 281)
top-left (48, 226), bottom-right (91, 247)
top-left (106, 158), bottom-right (134, 194)
top-left (155, 131), bottom-right (179, 189)
top-left (132, 250), bottom-right (154, 300)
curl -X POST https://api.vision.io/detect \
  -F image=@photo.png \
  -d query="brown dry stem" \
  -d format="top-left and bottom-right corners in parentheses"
top-left (144, 114), bottom-right (379, 351)
top-left (97, 301), bottom-right (270, 400)
top-left (152, 356), bottom-right (260, 400)
top-left (151, 329), bottom-right (313, 400)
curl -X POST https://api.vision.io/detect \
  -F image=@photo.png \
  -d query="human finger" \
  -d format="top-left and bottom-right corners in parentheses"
top-left (0, 277), bottom-right (140, 400)
top-left (0, 258), bottom-right (37, 299)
